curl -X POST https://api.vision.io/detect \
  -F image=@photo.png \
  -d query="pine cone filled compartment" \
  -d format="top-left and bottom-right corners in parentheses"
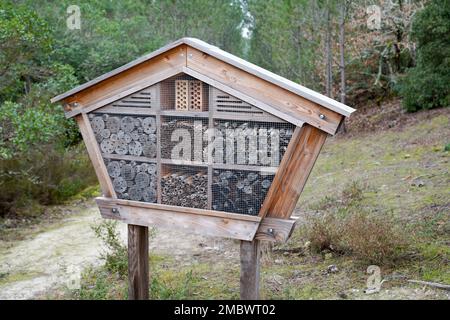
top-left (212, 169), bottom-right (274, 216)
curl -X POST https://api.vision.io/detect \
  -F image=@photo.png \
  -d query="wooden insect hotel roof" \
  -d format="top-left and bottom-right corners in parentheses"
top-left (52, 38), bottom-right (355, 243)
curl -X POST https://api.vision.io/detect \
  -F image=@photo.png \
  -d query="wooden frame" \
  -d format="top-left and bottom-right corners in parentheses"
top-left (96, 197), bottom-right (296, 242)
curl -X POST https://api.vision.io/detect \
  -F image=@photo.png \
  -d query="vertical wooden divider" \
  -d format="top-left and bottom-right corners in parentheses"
top-left (207, 86), bottom-right (214, 209)
top-left (156, 83), bottom-right (162, 204)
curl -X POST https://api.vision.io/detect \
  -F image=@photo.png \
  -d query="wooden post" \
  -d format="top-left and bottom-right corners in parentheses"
top-left (128, 224), bottom-right (149, 300)
top-left (240, 240), bottom-right (260, 300)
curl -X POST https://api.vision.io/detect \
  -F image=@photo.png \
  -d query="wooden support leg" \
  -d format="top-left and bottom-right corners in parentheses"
top-left (128, 224), bottom-right (149, 300)
top-left (240, 240), bottom-right (261, 300)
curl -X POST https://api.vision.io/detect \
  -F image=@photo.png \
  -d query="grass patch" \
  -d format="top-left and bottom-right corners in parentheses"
top-left (299, 182), bottom-right (410, 265)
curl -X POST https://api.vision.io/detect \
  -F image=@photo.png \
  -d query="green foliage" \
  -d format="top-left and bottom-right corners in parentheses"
top-left (0, 101), bottom-right (62, 157)
top-left (0, 144), bottom-right (97, 214)
top-left (398, 0), bottom-right (450, 111)
top-left (92, 221), bottom-right (128, 277)
top-left (445, 143), bottom-right (450, 152)
top-left (150, 270), bottom-right (195, 300)
top-left (247, 0), bottom-right (322, 90)
top-left (0, 2), bottom-right (52, 100)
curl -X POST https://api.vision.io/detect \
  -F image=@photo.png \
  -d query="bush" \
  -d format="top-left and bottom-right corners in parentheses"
top-left (300, 182), bottom-right (409, 265)
top-left (0, 144), bottom-right (97, 216)
top-left (92, 221), bottom-right (128, 277)
top-left (398, 0), bottom-right (450, 111)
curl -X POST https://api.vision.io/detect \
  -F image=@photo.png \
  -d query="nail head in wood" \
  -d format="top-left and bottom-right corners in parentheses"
top-left (111, 207), bottom-right (119, 214)
top-left (319, 114), bottom-right (325, 119)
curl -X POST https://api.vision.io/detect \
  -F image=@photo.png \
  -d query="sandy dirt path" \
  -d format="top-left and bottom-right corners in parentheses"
top-left (0, 204), bottom-right (235, 299)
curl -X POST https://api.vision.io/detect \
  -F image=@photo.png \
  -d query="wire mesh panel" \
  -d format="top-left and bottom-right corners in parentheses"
top-left (105, 159), bottom-right (157, 203)
top-left (213, 120), bottom-right (294, 167)
top-left (89, 113), bottom-right (157, 158)
top-left (161, 116), bottom-right (208, 162)
top-left (160, 74), bottom-right (208, 111)
top-left (161, 165), bottom-right (208, 209)
top-left (212, 169), bottom-right (274, 215)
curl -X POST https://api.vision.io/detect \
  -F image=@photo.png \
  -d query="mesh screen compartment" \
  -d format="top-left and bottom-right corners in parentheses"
top-left (105, 158), bottom-right (157, 203)
top-left (160, 74), bottom-right (209, 111)
top-left (161, 165), bottom-right (207, 209)
top-left (213, 120), bottom-right (294, 167)
top-left (212, 169), bottom-right (274, 215)
top-left (161, 116), bottom-right (208, 162)
top-left (90, 113), bottom-right (157, 158)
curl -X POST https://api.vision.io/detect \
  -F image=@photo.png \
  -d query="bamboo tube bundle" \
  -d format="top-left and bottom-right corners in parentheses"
top-left (161, 168), bottom-right (208, 209)
top-left (212, 170), bottom-right (274, 215)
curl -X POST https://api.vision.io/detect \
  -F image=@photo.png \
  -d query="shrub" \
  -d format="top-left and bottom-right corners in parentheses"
top-left (0, 144), bottom-right (97, 216)
top-left (398, 0), bottom-right (450, 111)
top-left (300, 182), bottom-right (409, 265)
top-left (92, 220), bottom-right (128, 277)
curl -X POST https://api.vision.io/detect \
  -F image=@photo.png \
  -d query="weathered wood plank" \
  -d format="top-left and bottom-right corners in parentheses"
top-left (102, 153), bottom-right (157, 163)
top-left (183, 67), bottom-right (302, 127)
top-left (76, 114), bottom-right (116, 198)
top-left (240, 240), bottom-right (260, 300)
top-left (186, 49), bottom-right (343, 134)
top-left (258, 126), bottom-right (303, 217)
top-left (255, 217), bottom-right (297, 242)
top-left (64, 46), bottom-right (187, 116)
top-left (266, 124), bottom-right (328, 218)
top-left (128, 224), bottom-right (149, 300)
top-left (96, 197), bottom-right (261, 240)
top-left (93, 106), bottom-right (157, 116)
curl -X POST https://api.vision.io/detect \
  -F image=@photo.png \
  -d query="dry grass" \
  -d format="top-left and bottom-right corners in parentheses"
top-left (300, 182), bottom-right (410, 265)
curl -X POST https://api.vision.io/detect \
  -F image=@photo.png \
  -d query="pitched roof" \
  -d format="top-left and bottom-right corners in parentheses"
top-left (51, 38), bottom-right (355, 117)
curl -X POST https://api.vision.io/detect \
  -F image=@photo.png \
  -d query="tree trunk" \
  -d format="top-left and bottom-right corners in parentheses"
top-left (339, 3), bottom-right (346, 105)
top-left (325, 5), bottom-right (333, 98)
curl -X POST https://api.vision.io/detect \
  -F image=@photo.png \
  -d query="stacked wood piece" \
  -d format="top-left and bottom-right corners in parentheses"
top-left (161, 118), bottom-right (208, 161)
top-left (106, 160), bottom-right (157, 203)
top-left (214, 121), bottom-right (294, 166)
top-left (90, 113), bottom-right (157, 158)
top-left (161, 169), bottom-right (208, 209)
top-left (212, 170), bottom-right (274, 215)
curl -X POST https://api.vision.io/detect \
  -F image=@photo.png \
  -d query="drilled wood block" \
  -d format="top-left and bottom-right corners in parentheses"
top-left (175, 80), bottom-right (189, 110)
top-left (189, 80), bottom-right (203, 111)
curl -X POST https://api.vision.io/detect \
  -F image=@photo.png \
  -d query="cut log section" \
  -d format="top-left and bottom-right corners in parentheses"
top-left (91, 113), bottom-right (157, 159)
top-left (105, 159), bottom-right (157, 203)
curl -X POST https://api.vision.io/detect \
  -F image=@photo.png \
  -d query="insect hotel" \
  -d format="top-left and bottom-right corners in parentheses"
top-left (51, 38), bottom-right (354, 300)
